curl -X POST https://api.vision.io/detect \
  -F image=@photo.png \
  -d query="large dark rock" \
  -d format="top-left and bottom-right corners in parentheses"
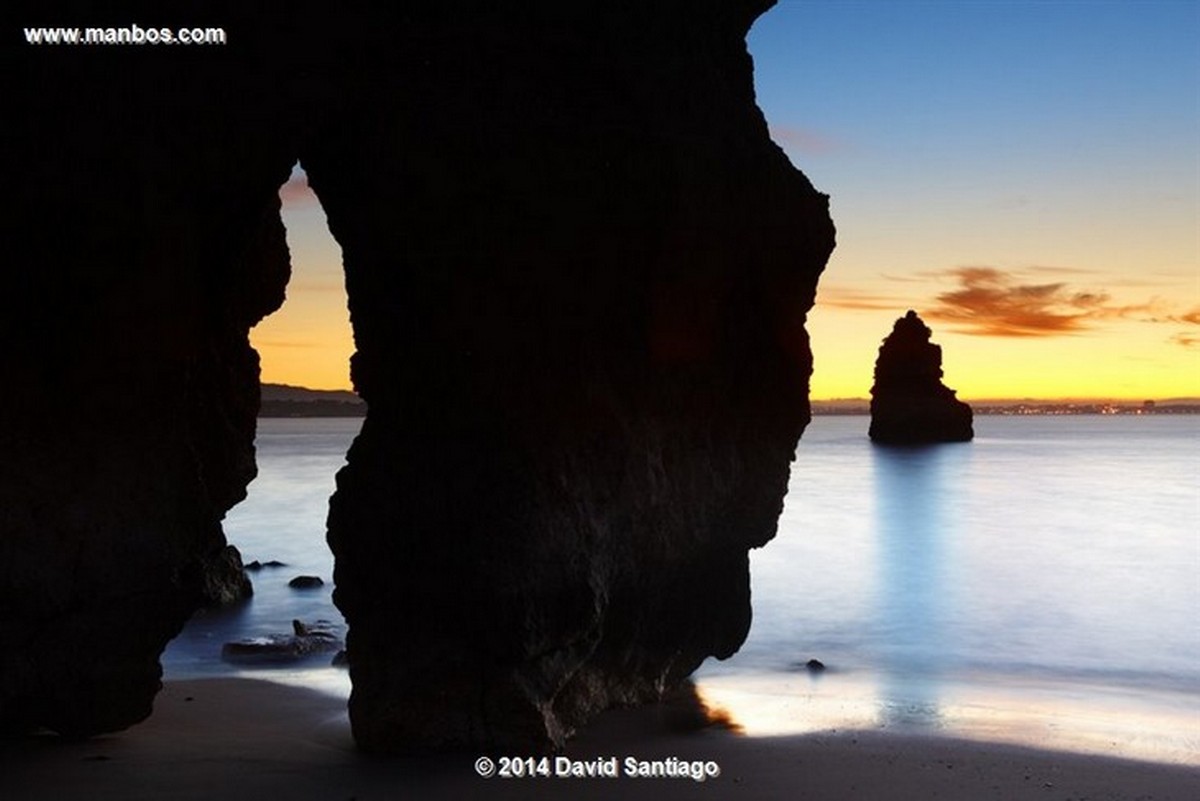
top-left (869, 311), bottom-right (973, 444)
top-left (314, 3), bottom-right (833, 753)
top-left (4, 2), bottom-right (833, 748)
top-left (3, 6), bottom-right (302, 738)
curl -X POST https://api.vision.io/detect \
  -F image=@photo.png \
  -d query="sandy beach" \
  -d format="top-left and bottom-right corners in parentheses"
top-left (4, 678), bottom-right (1196, 800)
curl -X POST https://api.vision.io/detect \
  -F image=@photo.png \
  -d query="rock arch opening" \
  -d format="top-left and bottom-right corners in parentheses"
top-left (159, 162), bottom-right (360, 682)
top-left (254, 164), bottom-right (355, 396)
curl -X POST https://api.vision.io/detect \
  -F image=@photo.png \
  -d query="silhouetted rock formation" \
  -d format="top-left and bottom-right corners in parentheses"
top-left (5, 12), bottom-right (299, 739)
top-left (4, 2), bottom-right (833, 749)
top-left (869, 311), bottom-right (973, 444)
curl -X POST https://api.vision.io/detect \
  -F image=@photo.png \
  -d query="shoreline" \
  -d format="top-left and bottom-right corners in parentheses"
top-left (5, 678), bottom-right (1197, 800)
top-left (694, 665), bottom-right (1200, 768)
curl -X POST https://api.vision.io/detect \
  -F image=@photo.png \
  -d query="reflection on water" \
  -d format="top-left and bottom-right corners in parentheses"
top-left (694, 416), bottom-right (1200, 765)
top-left (871, 442), bottom-right (968, 729)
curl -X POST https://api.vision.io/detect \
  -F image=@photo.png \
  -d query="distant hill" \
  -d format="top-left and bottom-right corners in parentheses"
top-left (810, 398), bottom-right (869, 415)
top-left (259, 383), bottom-right (365, 417)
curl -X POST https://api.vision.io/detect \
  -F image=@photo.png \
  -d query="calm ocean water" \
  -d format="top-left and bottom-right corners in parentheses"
top-left (163, 415), bottom-right (1200, 762)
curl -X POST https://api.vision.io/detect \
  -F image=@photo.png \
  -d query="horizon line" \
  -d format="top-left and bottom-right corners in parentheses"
top-left (260, 382), bottom-right (1199, 406)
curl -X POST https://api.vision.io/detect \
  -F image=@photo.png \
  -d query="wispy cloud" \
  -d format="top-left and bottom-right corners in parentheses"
top-left (1169, 332), bottom-right (1200, 348)
top-left (924, 267), bottom-right (1106, 336)
top-left (817, 264), bottom-right (1197, 349)
top-left (1175, 308), bottom-right (1200, 326)
top-left (1165, 307), bottom-right (1200, 348)
top-left (1021, 265), bottom-right (1103, 276)
top-left (769, 125), bottom-right (847, 156)
top-left (923, 266), bottom-right (1170, 337)
top-left (289, 281), bottom-right (345, 293)
top-left (816, 285), bottom-right (908, 312)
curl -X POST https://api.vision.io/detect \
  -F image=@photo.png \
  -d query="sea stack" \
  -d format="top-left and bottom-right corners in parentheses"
top-left (869, 311), bottom-right (973, 444)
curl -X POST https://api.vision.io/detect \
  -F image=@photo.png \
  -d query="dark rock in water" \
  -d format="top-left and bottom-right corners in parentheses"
top-left (805, 658), bottom-right (826, 673)
top-left (197, 546), bottom-right (254, 607)
top-left (869, 311), bottom-right (973, 444)
top-left (3, 3), bottom-right (833, 746)
top-left (221, 620), bottom-right (343, 665)
top-left (244, 560), bottom-right (288, 572)
top-left (287, 576), bottom-right (324, 590)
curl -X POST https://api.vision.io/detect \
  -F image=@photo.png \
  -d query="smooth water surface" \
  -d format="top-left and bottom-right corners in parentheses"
top-left (698, 415), bottom-right (1199, 762)
top-left (164, 415), bottom-right (1200, 761)
top-left (162, 418), bottom-right (360, 691)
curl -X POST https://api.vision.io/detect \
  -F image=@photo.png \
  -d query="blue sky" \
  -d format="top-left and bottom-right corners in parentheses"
top-left (745, 0), bottom-right (1199, 398)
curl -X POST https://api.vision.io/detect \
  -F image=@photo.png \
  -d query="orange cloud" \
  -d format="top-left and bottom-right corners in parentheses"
top-left (925, 267), bottom-right (1100, 336)
top-left (922, 267), bottom-right (1169, 337)
top-left (1166, 307), bottom-right (1200, 348)
top-left (816, 285), bottom-right (908, 312)
top-left (1176, 308), bottom-right (1200, 326)
top-left (1170, 332), bottom-right (1200, 348)
top-left (815, 267), bottom-right (1192, 344)
top-left (1020, 265), bottom-right (1102, 276)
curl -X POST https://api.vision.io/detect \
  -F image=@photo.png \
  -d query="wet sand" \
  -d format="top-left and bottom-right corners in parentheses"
top-left (4, 678), bottom-right (1197, 800)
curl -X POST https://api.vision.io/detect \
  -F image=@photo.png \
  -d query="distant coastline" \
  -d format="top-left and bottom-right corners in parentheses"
top-left (812, 398), bottom-right (1200, 416)
top-left (257, 384), bottom-right (1198, 418)
top-left (258, 383), bottom-right (365, 418)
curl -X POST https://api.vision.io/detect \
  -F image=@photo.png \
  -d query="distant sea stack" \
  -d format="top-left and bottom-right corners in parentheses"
top-left (869, 311), bottom-right (973, 444)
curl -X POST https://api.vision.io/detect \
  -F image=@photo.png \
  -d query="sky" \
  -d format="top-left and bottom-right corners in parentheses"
top-left (253, 176), bottom-right (352, 391)
top-left (254, 0), bottom-right (1200, 400)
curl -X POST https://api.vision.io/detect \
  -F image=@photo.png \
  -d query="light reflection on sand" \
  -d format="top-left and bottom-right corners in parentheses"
top-left (238, 662), bottom-right (1198, 766)
top-left (243, 667), bottom-right (352, 701)
top-left (695, 670), bottom-right (1200, 766)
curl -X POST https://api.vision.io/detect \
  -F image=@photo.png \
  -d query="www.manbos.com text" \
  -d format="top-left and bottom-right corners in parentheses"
top-left (24, 25), bottom-right (227, 46)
